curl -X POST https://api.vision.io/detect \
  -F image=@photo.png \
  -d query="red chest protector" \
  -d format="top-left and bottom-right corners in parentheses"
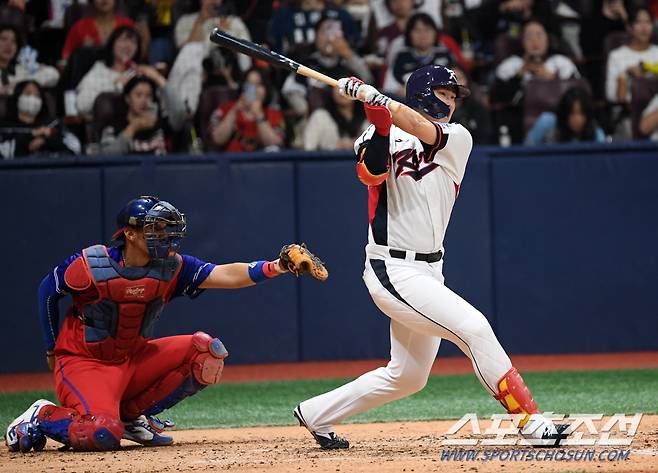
top-left (63, 244), bottom-right (182, 361)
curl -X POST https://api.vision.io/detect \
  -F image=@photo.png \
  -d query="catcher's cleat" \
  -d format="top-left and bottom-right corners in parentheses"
top-left (123, 415), bottom-right (174, 447)
top-left (293, 404), bottom-right (349, 450)
top-left (6, 399), bottom-right (54, 452)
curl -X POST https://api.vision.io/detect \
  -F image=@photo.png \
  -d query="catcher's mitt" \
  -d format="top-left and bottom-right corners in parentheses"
top-left (279, 243), bottom-right (328, 281)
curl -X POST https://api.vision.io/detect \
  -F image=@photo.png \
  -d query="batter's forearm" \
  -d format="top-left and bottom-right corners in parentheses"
top-left (390, 103), bottom-right (437, 145)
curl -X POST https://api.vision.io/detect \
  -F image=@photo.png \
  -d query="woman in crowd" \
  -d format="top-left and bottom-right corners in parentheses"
top-left (76, 26), bottom-right (165, 117)
top-left (61, 0), bottom-right (135, 63)
top-left (606, 6), bottom-right (658, 104)
top-left (97, 75), bottom-right (168, 155)
top-left (207, 67), bottom-right (284, 152)
top-left (0, 24), bottom-right (59, 94)
top-left (302, 85), bottom-right (368, 150)
top-left (375, 0), bottom-right (415, 57)
top-left (525, 87), bottom-right (605, 145)
top-left (382, 13), bottom-right (466, 98)
top-left (495, 18), bottom-right (579, 84)
top-left (0, 80), bottom-right (80, 159)
top-left (491, 18), bottom-right (580, 143)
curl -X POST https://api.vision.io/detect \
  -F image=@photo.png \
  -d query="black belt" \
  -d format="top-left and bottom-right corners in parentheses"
top-left (389, 249), bottom-right (443, 263)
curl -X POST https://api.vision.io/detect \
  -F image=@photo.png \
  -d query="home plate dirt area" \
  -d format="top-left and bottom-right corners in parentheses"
top-left (1, 416), bottom-right (657, 473)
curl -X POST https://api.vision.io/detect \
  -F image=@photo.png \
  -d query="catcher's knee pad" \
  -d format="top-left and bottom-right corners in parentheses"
top-left (37, 405), bottom-right (123, 451)
top-left (190, 331), bottom-right (228, 385)
top-left (494, 367), bottom-right (539, 427)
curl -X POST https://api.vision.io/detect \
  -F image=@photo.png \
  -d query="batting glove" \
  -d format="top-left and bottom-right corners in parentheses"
top-left (337, 76), bottom-right (363, 100)
top-left (337, 77), bottom-right (391, 108)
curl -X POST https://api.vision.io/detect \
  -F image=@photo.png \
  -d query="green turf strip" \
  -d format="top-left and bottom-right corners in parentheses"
top-left (0, 369), bottom-right (656, 432)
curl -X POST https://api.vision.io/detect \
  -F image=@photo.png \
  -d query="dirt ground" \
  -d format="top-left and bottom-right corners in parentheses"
top-left (1, 415), bottom-right (656, 473)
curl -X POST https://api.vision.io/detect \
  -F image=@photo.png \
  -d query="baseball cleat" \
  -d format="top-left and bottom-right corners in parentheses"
top-left (520, 415), bottom-right (570, 447)
top-left (541, 423), bottom-right (570, 447)
top-left (123, 415), bottom-right (174, 447)
top-left (293, 404), bottom-right (349, 450)
top-left (5, 399), bottom-right (54, 452)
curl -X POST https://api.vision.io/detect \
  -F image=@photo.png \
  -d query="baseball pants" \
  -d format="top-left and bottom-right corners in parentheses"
top-left (299, 256), bottom-right (513, 432)
top-left (55, 334), bottom-right (203, 420)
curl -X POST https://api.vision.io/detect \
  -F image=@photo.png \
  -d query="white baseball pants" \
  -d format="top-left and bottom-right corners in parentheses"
top-left (298, 255), bottom-right (513, 433)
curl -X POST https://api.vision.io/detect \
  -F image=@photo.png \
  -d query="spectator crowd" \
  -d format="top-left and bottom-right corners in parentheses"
top-left (0, 0), bottom-right (657, 159)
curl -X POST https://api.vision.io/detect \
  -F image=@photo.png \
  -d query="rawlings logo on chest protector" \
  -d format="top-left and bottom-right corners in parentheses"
top-left (393, 148), bottom-right (439, 181)
top-left (125, 285), bottom-right (146, 298)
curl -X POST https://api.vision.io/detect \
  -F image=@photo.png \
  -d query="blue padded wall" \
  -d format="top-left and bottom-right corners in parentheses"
top-left (1, 142), bottom-right (656, 372)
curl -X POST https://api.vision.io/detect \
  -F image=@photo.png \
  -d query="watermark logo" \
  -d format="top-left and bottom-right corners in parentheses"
top-left (441, 413), bottom-right (642, 447)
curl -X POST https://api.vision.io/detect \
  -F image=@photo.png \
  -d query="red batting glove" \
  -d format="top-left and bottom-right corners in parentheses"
top-left (364, 103), bottom-right (392, 136)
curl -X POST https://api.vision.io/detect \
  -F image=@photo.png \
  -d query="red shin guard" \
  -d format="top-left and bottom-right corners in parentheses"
top-left (38, 405), bottom-right (123, 451)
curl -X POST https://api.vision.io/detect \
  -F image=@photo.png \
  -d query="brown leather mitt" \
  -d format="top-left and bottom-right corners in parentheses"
top-left (279, 243), bottom-right (329, 281)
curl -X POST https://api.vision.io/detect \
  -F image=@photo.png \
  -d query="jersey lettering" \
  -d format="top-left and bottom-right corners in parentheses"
top-left (393, 148), bottom-right (439, 181)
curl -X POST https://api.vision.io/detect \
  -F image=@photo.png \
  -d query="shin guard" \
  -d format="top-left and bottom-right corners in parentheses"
top-left (37, 405), bottom-right (123, 451)
top-left (494, 367), bottom-right (539, 427)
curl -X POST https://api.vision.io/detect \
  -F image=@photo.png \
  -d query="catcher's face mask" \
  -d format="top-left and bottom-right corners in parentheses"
top-left (143, 201), bottom-right (186, 259)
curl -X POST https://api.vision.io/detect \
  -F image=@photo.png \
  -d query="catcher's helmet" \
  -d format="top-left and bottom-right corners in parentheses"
top-left (405, 65), bottom-right (470, 120)
top-left (112, 196), bottom-right (186, 259)
top-left (112, 195), bottom-right (161, 239)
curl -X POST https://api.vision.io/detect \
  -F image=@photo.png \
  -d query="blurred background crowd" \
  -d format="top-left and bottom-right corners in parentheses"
top-left (0, 0), bottom-right (656, 159)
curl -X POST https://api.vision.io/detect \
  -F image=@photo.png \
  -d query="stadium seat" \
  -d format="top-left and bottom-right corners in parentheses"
top-left (523, 78), bottom-right (592, 133)
top-left (493, 34), bottom-right (522, 65)
top-left (630, 77), bottom-right (658, 138)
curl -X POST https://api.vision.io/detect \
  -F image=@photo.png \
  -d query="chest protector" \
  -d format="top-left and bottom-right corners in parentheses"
top-left (64, 245), bottom-right (182, 361)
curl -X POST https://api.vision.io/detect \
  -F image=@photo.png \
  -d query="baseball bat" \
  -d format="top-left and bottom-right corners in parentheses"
top-left (209, 28), bottom-right (400, 112)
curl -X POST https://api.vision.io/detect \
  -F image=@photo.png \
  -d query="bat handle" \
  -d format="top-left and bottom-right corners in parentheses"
top-left (297, 65), bottom-right (338, 88)
top-left (297, 65), bottom-right (401, 112)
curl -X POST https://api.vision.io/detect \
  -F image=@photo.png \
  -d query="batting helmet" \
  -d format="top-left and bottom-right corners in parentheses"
top-left (405, 65), bottom-right (470, 120)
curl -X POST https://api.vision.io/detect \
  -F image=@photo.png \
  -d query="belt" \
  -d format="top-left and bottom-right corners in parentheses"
top-left (389, 249), bottom-right (443, 263)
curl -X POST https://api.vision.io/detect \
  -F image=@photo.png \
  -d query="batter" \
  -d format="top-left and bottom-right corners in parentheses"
top-left (294, 65), bottom-right (569, 449)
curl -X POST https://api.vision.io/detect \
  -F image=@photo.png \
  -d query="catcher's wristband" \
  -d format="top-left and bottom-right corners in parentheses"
top-left (248, 260), bottom-right (285, 283)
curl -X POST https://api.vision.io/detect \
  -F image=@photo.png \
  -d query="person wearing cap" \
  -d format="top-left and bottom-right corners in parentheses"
top-left (5, 196), bottom-right (309, 453)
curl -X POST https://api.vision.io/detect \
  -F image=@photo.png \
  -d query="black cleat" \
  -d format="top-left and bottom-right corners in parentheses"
top-left (293, 405), bottom-right (349, 450)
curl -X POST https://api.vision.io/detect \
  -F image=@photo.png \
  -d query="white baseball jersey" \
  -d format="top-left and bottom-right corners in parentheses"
top-left (354, 122), bottom-right (473, 254)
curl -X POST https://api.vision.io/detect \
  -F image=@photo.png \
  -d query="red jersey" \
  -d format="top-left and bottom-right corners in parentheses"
top-left (214, 101), bottom-right (284, 152)
top-left (62, 16), bottom-right (135, 60)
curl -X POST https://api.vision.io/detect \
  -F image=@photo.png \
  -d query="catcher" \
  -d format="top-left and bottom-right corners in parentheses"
top-left (6, 195), bottom-right (327, 453)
